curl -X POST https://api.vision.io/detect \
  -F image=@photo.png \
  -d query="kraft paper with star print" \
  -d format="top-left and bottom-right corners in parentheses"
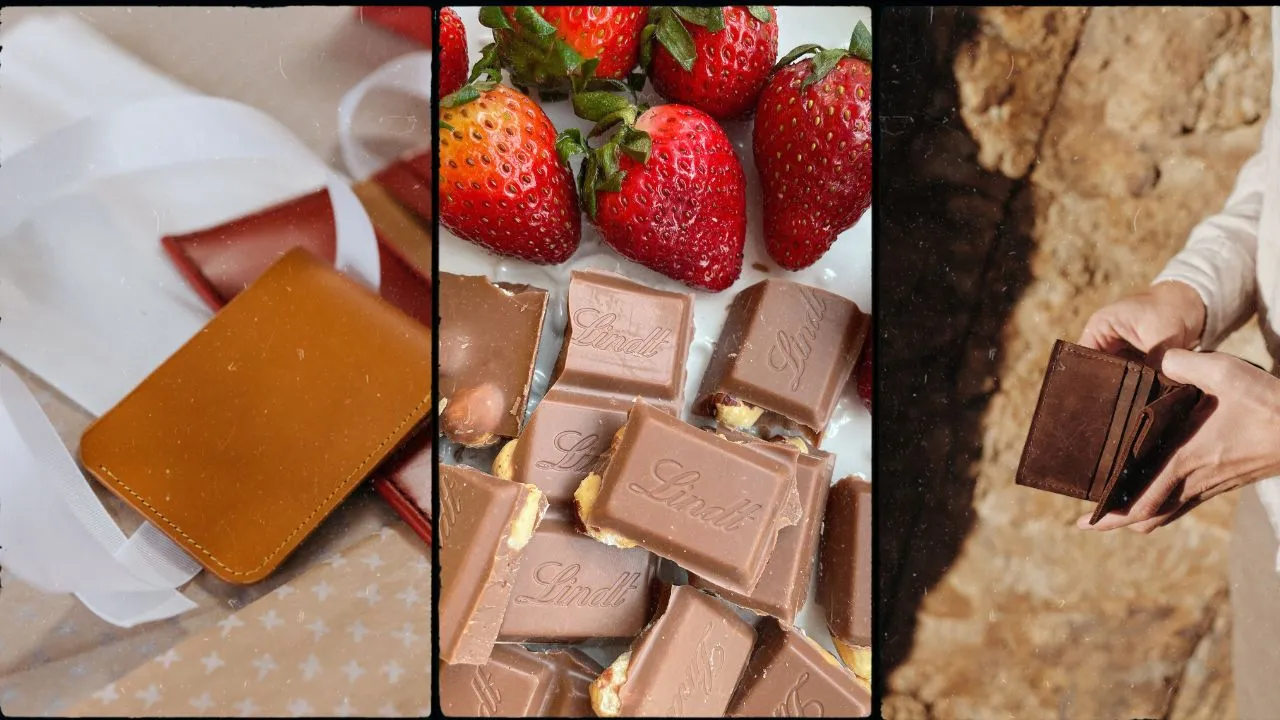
top-left (62, 526), bottom-right (430, 717)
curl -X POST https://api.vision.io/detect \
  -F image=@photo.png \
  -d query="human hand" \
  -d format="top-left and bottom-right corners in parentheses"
top-left (1080, 349), bottom-right (1280, 533)
top-left (1078, 281), bottom-right (1207, 364)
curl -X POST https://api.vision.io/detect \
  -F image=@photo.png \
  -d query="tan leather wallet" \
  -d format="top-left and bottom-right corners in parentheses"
top-left (80, 248), bottom-right (432, 584)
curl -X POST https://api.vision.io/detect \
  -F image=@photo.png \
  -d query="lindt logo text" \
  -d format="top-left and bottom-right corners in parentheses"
top-left (775, 673), bottom-right (824, 717)
top-left (514, 562), bottom-right (642, 607)
top-left (570, 308), bottom-right (672, 358)
top-left (440, 478), bottom-right (461, 542)
top-left (535, 430), bottom-right (602, 473)
top-left (767, 286), bottom-right (828, 391)
top-left (669, 624), bottom-right (724, 715)
top-left (472, 668), bottom-right (501, 716)
top-left (628, 459), bottom-right (761, 531)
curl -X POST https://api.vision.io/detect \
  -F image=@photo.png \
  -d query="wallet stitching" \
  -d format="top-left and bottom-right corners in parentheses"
top-left (97, 393), bottom-right (431, 577)
top-left (1022, 343), bottom-right (1103, 498)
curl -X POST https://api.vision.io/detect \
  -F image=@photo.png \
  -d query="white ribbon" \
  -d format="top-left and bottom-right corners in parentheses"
top-left (337, 51), bottom-right (432, 180)
top-left (0, 69), bottom-right (414, 625)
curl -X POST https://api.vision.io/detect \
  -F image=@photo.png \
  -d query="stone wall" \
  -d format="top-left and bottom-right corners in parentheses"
top-left (881, 7), bottom-right (1271, 719)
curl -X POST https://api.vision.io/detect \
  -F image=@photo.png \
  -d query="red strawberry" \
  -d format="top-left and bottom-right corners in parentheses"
top-left (439, 74), bottom-right (581, 264)
top-left (645, 6), bottom-right (779, 121)
top-left (483, 6), bottom-right (648, 93)
top-left (439, 8), bottom-right (469, 97)
top-left (559, 100), bottom-right (747, 291)
top-left (754, 22), bottom-right (872, 270)
top-left (856, 336), bottom-right (872, 411)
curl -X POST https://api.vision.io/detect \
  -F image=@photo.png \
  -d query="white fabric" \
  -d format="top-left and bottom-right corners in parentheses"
top-left (1154, 8), bottom-right (1280, 569)
top-left (0, 14), bottom-right (393, 626)
top-left (337, 50), bottom-right (433, 180)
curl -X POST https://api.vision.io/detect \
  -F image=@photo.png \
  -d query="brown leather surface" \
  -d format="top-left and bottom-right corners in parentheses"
top-left (1017, 340), bottom-right (1202, 522)
top-left (80, 248), bottom-right (433, 584)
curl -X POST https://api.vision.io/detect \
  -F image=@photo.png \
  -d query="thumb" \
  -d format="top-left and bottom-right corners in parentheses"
top-left (1160, 348), bottom-right (1221, 391)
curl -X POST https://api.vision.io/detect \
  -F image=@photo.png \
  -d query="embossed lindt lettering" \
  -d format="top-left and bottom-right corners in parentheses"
top-left (696, 279), bottom-right (868, 436)
top-left (441, 645), bottom-right (601, 717)
top-left (439, 464), bottom-right (547, 665)
top-left (510, 388), bottom-right (632, 506)
top-left (577, 402), bottom-right (799, 595)
top-left (498, 513), bottom-right (658, 643)
top-left (588, 585), bottom-right (754, 717)
top-left (551, 270), bottom-right (695, 414)
top-left (727, 617), bottom-right (871, 718)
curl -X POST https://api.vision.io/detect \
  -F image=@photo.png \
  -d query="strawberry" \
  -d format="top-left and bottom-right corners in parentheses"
top-left (856, 335), bottom-right (872, 412)
top-left (754, 22), bottom-right (872, 270)
top-left (643, 7), bottom-right (779, 121)
top-left (439, 71), bottom-right (581, 264)
top-left (439, 8), bottom-right (469, 97)
top-left (558, 96), bottom-right (747, 291)
top-left (482, 6), bottom-right (648, 94)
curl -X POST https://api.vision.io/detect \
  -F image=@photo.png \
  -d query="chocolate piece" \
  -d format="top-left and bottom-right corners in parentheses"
top-left (440, 645), bottom-right (602, 717)
top-left (692, 441), bottom-right (834, 624)
top-left (499, 511), bottom-right (658, 643)
top-left (498, 387), bottom-right (631, 506)
top-left (440, 272), bottom-right (548, 445)
top-left (590, 585), bottom-right (755, 717)
top-left (440, 464), bottom-right (548, 664)
top-left (727, 618), bottom-right (871, 717)
top-left (575, 402), bottom-right (798, 595)
top-left (552, 270), bottom-right (695, 415)
top-left (817, 476), bottom-right (872, 679)
top-left (696, 279), bottom-right (868, 435)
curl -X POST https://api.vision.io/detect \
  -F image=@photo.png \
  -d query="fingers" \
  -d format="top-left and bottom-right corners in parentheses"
top-left (1077, 472), bottom-right (1182, 531)
top-left (1160, 348), bottom-right (1256, 395)
top-left (1078, 317), bottom-right (1129, 354)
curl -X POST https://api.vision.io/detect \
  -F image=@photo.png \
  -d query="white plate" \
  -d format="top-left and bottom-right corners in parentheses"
top-left (441, 5), bottom-right (872, 670)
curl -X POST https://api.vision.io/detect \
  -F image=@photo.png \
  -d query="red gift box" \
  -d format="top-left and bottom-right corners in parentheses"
top-left (359, 6), bottom-right (432, 48)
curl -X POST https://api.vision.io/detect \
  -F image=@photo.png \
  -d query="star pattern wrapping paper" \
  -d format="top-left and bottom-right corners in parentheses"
top-left (62, 526), bottom-right (431, 717)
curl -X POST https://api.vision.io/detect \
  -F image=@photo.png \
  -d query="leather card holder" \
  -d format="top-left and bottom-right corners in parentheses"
top-left (80, 248), bottom-right (433, 584)
top-left (1017, 340), bottom-right (1202, 524)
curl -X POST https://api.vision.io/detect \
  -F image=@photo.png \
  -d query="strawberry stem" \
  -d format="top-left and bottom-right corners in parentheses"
top-left (774, 20), bottom-right (871, 89)
top-left (555, 91), bottom-right (651, 221)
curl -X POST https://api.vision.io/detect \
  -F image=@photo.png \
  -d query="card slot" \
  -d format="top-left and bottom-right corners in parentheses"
top-left (1086, 364), bottom-right (1140, 502)
top-left (1089, 367), bottom-right (1157, 524)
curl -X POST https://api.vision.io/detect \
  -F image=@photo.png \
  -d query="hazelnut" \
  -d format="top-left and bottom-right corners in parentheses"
top-left (492, 439), bottom-right (518, 480)
top-left (440, 383), bottom-right (504, 447)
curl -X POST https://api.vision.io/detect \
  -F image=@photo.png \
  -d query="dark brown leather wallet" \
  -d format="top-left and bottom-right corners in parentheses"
top-left (1016, 340), bottom-right (1203, 524)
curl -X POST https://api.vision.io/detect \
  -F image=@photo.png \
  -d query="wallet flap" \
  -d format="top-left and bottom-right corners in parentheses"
top-left (1132, 382), bottom-right (1202, 460)
top-left (80, 248), bottom-right (432, 584)
top-left (1016, 340), bottom-right (1131, 499)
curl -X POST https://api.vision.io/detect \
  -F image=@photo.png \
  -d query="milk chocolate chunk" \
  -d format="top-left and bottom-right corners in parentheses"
top-left (499, 511), bottom-right (658, 643)
top-left (692, 442), bottom-right (834, 625)
top-left (590, 585), bottom-right (755, 717)
top-left (817, 476), bottom-right (872, 679)
top-left (696, 279), bottom-right (868, 435)
top-left (504, 387), bottom-right (631, 505)
top-left (440, 273), bottom-right (548, 445)
top-left (440, 464), bottom-right (548, 664)
top-left (727, 618), bottom-right (871, 717)
top-left (440, 644), bottom-right (602, 717)
top-left (575, 402), bottom-right (798, 595)
top-left (552, 270), bottom-right (695, 414)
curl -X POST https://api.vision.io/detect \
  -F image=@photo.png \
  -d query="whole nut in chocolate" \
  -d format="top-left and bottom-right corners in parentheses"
top-left (440, 381), bottom-right (504, 447)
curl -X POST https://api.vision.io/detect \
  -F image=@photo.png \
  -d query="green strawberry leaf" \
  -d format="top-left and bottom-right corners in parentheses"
top-left (477, 6), bottom-right (511, 30)
top-left (441, 85), bottom-right (481, 108)
top-left (600, 141), bottom-right (621, 179)
top-left (674, 7), bottom-right (724, 32)
top-left (469, 43), bottom-right (504, 83)
top-left (802, 47), bottom-right (848, 90)
top-left (589, 107), bottom-right (640, 138)
top-left (747, 6), bottom-right (772, 23)
top-left (572, 91), bottom-right (632, 124)
top-left (775, 43), bottom-right (824, 70)
top-left (654, 10), bottom-right (697, 71)
top-left (555, 128), bottom-right (588, 165)
top-left (514, 6), bottom-right (557, 37)
top-left (619, 129), bottom-right (652, 164)
top-left (581, 154), bottom-right (600, 218)
top-left (638, 22), bottom-right (657, 68)
top-left (598, 169), bottom-right (626, 193)
top-left (850, 20), bottom-right (872, 61)
top-left (627, 69), bottom-right (648, 93)
top-left (439, 120), bottom-right (455, 132)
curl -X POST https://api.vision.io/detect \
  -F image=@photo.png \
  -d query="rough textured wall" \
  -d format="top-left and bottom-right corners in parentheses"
top-left (882, 7), bottom-right (1271, 719)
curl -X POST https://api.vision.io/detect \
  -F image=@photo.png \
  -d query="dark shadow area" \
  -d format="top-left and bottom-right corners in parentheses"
top-left (877, 6), bottom-right (1036, 690)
